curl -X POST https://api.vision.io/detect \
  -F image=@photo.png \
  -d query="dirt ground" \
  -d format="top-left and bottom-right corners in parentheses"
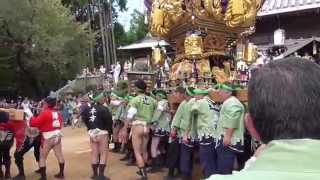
top-left (9, 127), bottom-right (168, 180)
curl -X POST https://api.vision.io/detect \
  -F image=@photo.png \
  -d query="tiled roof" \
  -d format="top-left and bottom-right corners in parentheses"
top-left (257, 37), bottom-right (320, 58)
top-left (259, 0), bottom-right (320, 16)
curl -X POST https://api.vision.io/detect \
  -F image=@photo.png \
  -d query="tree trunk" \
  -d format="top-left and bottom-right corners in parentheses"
top-left (97, 0), bottom-right (108, 70)
top-left (87, 1), bottom-right (95, 68)
top-left (102, 1), bottom-right (111, 70)
top-left (15, 47), bottom-right (42, 97)
top-left (108, 1), bottom-right (117, 64)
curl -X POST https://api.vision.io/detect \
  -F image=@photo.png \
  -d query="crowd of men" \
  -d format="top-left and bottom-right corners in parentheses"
top-left (104, 78), bottom-right (249, 180)
top-left (0, 57), bottom-right (319, 180)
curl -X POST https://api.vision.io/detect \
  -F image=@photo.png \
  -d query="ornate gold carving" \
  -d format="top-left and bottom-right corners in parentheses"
top-left (203, 33), bottom-right (227, 52)
top-left (174, 51), bottom-right (226, 63)
top-left (169, 61), bottom-right (193, 80)
top-left (197, 59), bottom-right (212, 77)
top-left (224, 0), bottom-right (258, 28)
top-left (169, 59), bottom-right (212, 80)
top-left (212, 66), bottom-right (229, 83)
top-left (176, 38), bottom-right (185, 55)
top-left (149, 0), bottom-right (263, 37)
top-left (152, 47), bottom-right (165, 66)
top-left (184, 34), bottom-right (203, 56)
top-left (147, 0), bottom-right (264, 84)
top-left (149, 0), bottom-right (185, 37)
top-left (204, 0), bottom-right (223, 21)
top-left (243, 42), bottom-right (258, 64)
top-left (152, 8), bottom-right (164, 26)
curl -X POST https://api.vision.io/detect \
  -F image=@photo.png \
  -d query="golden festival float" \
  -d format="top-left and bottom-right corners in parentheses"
top-left (147, 0), bottom-right (265, 103)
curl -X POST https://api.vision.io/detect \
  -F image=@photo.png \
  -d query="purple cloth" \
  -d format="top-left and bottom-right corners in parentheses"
top-left (144, 0), bottom-right (152, 13)
top-left (221, 0), bottom-right (228, 14)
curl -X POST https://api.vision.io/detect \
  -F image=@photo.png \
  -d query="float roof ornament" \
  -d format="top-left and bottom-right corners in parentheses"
top-left (259, 0), bottom-right (320, 16)
top-left (148, 0), bottom-right (265, 40)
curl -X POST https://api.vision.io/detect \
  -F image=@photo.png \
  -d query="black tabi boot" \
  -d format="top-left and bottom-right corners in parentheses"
top-left (12, 175), bottom-right (25, 180)
top-left (120, 151), bottom-right (130, 161)
top-left (13, 161), bottom-right (25, 180)
top-left (54, 163), bottom-right (65, 179)
top-left (38, 167), bottom-right (46, 180)
top-left (164, 168), bottom-right (179, 180)
top-left (0, 167), bottom-right (3, 179)
top-left (164, 175), bottom-right (177, 180)
top-left (125, 152), bottom-right (136, 166)
top-left (158, 154), bottom-right (166, 167)
top-left (120, 143), bottom-right (126, 154)
top-left (139, 167), bottom-right (148, 180)
top-left (4, 162), bottom-right (11, 179)
top-left (149, 157), bottom-right (160, 173)
top-left (168, 168), bottom-right (175, 177)
top-left (111, 142), bottom-right (120, 153)
top-left (98, 164), bottom-right (109, 180)
top-left (90, 164), bottom-right (99, 179)
top-left (35, 168), bottom-right (41, 174)
top-left (179, 175), bottom-right (192, 180)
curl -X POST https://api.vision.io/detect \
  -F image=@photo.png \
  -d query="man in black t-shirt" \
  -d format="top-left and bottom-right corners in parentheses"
top-left (82, 93), bottom-right (112, 180)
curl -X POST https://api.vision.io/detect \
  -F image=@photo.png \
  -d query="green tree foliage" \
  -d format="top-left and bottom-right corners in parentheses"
top-left (125, 10), bottom-right (149, 44)
top-left (62, 0), bottom-right (127, 19)
top-left (114, 22), bottom-right (127, 46)
top-left (0, 0), bottom-right (93, 98)
top-left (61, 0), bottom-right (128, 68)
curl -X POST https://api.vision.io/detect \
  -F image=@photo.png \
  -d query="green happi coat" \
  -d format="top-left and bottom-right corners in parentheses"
top-left (207, 139), bottom-right (320, 180)
top-left (129, 94), bottom-right (157, 123)
top-left (151, 99), bottom-right (171, 132)
top-left (110, 94), bottom-right (127, 122)
top-left (171, 99), bottom-right (195, 138)
top-left (171, 100), bottom-right (186, 137)
top-left (114, 103), bottom-right (128, 122)
top-left (109, 103), bottom-right (118, 120)
top-left (171, 98), bottom-right (196, 138)
top-left (216, 96), bottom-right (245, 145)
top-left (190, 96), bottom-right (220, 140)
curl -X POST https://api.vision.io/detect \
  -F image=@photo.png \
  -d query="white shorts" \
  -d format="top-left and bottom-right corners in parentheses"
top-left (88, 128), bottom-right (109, 139)
top-left (42, 130), bottom-right (63, 140)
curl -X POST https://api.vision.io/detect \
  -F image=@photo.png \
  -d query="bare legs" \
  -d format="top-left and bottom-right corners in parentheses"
top-left (132, 125), bottom-right (150, 179)
top-left (112, 122), bottom-right (123, 152)
top-left (151, 136), bottom-right (161, 158)
top-left (90, 134), bottom-right (109, 179)
top-left (39, 137), bottom-right (64, 180)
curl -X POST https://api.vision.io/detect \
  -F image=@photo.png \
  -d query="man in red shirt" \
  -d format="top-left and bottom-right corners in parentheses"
top-left (0, 108), bottom-right (26, 179)
top-left (30, 96), bottom-right (65, 180)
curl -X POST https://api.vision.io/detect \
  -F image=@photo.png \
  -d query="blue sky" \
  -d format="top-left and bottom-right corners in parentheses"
top-left (118, 0), bottom-right (143, 31)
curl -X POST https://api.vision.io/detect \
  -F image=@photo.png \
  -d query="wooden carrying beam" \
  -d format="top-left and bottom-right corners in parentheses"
top-left (209, 89), bottom-right (248, 102)
top-left (0, 108), bottom-right (24, 121)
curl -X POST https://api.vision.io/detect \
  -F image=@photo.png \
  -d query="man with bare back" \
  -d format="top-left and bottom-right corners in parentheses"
top-left (120, 79), bottom-right (157, 180)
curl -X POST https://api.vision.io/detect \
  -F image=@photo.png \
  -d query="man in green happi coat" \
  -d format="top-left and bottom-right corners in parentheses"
top-left (119, 79), bottom-right (157, 180)
top-left (207, 58), bottom-right (320, 180)
top-left (149, 90), bottom-right (171, 172)
top-left (170, 87), bottom-right (197, 180)
top-left (187, 88), bottom-right (221, 178)
top-left (214, 82), bottom-right (245, 175)
top-left (109, 80), bottom-right (129, 153)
